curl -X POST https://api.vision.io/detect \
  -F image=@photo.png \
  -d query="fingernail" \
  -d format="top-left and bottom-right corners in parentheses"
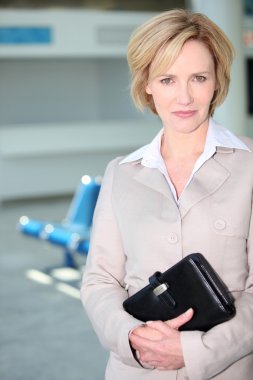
top-left (145, 321), bottom-right (154, 325)
top-left (185, 308), bottom-right (193, 315)
top-left (136, 350), bottom-right (140, 359)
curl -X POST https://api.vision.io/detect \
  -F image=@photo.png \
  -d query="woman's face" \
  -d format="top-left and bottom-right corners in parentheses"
top-left (146, 39), bottom-right (216, 134)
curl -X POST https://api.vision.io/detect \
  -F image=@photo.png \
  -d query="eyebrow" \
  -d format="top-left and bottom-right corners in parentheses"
top-left (158, 71), bottom-right (212, 77)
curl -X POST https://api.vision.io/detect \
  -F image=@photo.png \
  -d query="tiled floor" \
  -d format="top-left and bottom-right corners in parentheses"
top-left (0, 197), bottom-right (108, 380)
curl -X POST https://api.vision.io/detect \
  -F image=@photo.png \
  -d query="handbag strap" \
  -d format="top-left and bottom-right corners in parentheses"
top-left (149, 272), bottom-right (176, 309)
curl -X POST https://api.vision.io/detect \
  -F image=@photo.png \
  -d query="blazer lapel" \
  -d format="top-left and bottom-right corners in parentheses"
top-left (133, 165), bottom-right (174, 201)
top-left (179, 154), bottom-right (231, 218)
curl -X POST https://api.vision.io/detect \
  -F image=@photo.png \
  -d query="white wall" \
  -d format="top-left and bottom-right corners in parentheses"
top-left (0, 10), bottom-right (160, 201)
top-left (190, 0), bottom-right (248, 135)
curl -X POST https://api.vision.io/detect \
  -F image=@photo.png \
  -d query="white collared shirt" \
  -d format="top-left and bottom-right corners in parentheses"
top-left (120, 118), bottom-right (251, 203)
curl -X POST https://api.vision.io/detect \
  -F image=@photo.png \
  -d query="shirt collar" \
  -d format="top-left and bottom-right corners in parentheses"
top-left (119, 118), bottom-right (251, 166)
top-left (207, 118), bottom-right (251, 151)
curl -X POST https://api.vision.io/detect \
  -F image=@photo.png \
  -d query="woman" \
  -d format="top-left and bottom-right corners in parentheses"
top-left (81, 9), bottom-right (253, 380)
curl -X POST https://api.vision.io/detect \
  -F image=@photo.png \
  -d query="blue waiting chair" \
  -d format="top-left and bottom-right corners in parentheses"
top-left (18, 175), bottom-right (101, 268)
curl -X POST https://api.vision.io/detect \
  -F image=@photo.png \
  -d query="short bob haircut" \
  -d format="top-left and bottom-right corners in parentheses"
top-left (127, 9), bottom-right (234, 116)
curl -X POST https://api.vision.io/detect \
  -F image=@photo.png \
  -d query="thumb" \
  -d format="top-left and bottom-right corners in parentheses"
top-left (166, 308), bottom-right (194, 330)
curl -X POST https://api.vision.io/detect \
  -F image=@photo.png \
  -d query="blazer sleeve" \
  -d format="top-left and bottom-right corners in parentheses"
top-left (181, 197), bottom-right (253, 380)
top-left (80, 158), bottom-right (142, 368)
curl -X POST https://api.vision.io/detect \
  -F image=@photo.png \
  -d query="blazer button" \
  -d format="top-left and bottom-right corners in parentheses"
top-left (214, 219), bottom-right (226, 230)
top-left (168, 233), bottom-right (178, 244)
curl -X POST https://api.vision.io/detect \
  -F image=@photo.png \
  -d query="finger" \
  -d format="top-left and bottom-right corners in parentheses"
top-left (145, 320), bottom-right (173, 336)
top-left (140, 362), bottom-right (156, 370)
top-left (166, 308), bottom-right (194, 330)
top-left (131, 325), bottom-right (164, 340)
top-left (146, 308), bottom-right (193, 333)
top-left (129, 331), bottom-right (162, 352)
top-left (142, 360), bottom-right (160, 368)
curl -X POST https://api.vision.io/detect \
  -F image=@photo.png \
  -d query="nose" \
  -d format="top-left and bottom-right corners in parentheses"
top-left (177, 82), bottom-right (193, 106)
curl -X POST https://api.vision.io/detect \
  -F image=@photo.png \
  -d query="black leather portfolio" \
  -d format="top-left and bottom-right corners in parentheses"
top-left (123, 253), bottom-right (236, 331)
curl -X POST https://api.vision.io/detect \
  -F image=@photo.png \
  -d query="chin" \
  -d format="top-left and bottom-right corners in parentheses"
top-left (172, 115), bottom-right (209, 132)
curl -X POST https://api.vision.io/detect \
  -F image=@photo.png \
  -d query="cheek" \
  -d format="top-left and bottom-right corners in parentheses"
top-left (151, 87), bottom-right (173, 102)
top-left (196, 87), bottom-right (215, 105)
top-left (151, 93), bottom-right (171, 110)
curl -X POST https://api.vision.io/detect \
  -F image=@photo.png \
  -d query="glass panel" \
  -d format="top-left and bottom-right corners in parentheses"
top-left (247, 59), bottom-right (253, 115)
top-left (245, 0), bottom-right (253, 16)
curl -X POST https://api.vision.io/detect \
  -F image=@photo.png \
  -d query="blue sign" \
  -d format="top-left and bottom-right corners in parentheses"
top-left (0, 27), bottom-right (52, 44)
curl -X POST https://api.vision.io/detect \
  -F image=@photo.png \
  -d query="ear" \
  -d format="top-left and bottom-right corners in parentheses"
top-left (145, 83), bottom-right (152, 95)
top-left (214, 76), bottom-right (219, 91)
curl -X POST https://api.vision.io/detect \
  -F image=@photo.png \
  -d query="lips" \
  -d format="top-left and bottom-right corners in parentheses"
top-left (173, 110), bottom-right (196, 118)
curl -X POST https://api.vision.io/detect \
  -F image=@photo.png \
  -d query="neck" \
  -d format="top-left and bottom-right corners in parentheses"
top-left (161, 122), bottom-right (209, 161)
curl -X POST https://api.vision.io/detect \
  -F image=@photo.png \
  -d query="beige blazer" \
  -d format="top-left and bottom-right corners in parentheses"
top-left (81, 136), bottom-right (253, 380)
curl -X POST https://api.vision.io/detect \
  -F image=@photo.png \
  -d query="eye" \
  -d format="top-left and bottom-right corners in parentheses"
top-left (194, 75), bottom-right (207, 82)
top-left (160, 77), bottom-right (174, 85)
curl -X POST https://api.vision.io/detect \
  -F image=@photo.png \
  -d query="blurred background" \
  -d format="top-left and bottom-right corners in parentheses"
top-left (0, 0), bottom-right (252, 379)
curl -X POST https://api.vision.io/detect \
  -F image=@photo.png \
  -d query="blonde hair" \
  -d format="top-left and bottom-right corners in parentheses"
top-left (127, 9), bottom-right (235, 116)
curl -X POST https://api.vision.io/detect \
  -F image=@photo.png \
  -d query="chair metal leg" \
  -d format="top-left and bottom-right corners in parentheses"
top-left (63, 250), bottom-right (77, 268)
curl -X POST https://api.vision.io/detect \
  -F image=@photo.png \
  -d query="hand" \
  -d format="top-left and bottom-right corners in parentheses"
top-left (129, 308), bottom-right (194, 370)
